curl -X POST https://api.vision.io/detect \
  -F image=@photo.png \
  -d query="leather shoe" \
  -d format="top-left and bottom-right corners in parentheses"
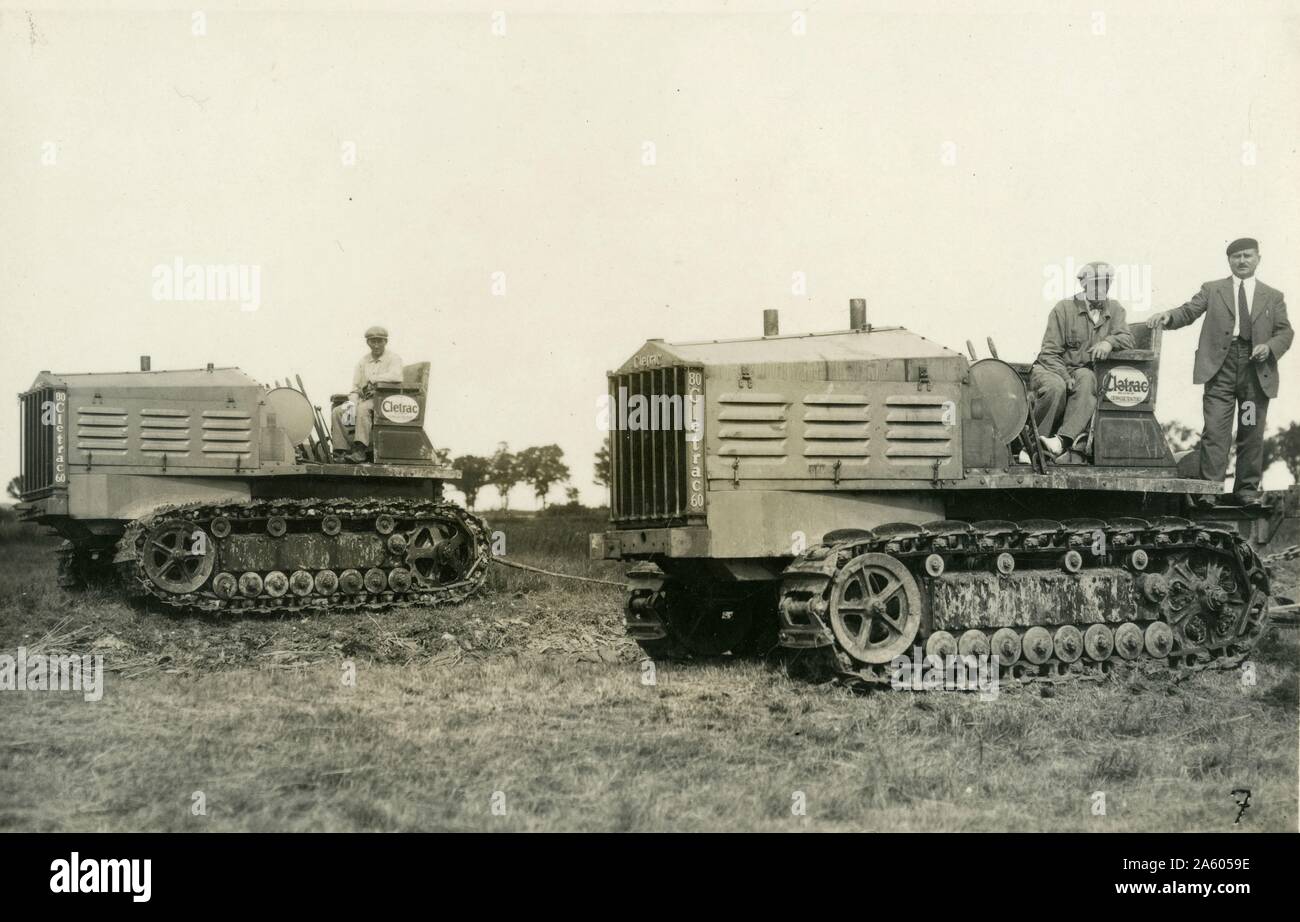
top-left (1230, 489), bottom-right (1262, 506)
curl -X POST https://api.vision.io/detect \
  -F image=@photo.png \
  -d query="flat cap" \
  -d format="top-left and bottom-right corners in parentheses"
top-left (1076, 260), bottom-right (1114, 280)
top-left (364, 325), bottom-right (389, 339)
top-left (1226, 238), bottom-right (1259, 256)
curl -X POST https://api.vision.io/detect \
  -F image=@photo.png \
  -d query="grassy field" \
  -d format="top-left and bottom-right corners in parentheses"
top-left (1, 509), bottom-right (1296, 832)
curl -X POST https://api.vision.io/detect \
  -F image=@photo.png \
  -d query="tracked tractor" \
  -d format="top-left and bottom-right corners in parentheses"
top-left (591, 301), bottom-right (1273, 684)
top-left (16, 358), bottom-right (489, 613)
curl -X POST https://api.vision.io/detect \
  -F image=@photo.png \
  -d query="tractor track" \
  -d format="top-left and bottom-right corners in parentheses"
top-left (774, 516), bottom-right (1271, 687)
top-left (114, 497), bottom-right (491, 614)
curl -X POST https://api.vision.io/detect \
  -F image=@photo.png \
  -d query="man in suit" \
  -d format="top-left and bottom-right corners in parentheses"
top-left (1150, 238), bottom-right (1292, 505)
top-left (1031, 261), bottom-right (1134, 463)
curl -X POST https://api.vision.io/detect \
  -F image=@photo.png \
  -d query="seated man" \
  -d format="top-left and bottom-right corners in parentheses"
top-left (331, 325), bottom-right (403, 463)
top-left (1030, 261), bottom-right (1134, 463)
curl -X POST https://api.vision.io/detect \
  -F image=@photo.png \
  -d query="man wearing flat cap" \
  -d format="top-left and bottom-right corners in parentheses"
top-left (1030, 261), bottom-right (1135, 463)
top-left (331, 325), bottom-right (404, 463)
top-left (1151, 239), bottom-right (1292, 505)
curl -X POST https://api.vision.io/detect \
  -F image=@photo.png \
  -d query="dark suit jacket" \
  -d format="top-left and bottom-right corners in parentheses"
top-left (1165, 277), bottom-right (1292, 398)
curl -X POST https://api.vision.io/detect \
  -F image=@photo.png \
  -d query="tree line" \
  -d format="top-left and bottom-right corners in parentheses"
top-left (444, 443), bottom-right (575, 511)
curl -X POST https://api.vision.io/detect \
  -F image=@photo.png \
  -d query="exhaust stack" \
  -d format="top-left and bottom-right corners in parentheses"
top-left (849, 298), bottom-right (868, 331)
top-left (763, 309), bottom-right (780, 336)
top-left (140, 355), bottom-right (152, 372)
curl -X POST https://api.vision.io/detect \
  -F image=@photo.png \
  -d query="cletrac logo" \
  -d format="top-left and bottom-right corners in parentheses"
top-left (1102, 366), bottom-right (1149, 407)
top-left (379, 394), bottom-right (420, 424)
top-left (39, 392), bottom-right (68, 485)
top-left (685, 370), bottom-right (705, 509)
top-left (53, 391), bottom-right (67, 483)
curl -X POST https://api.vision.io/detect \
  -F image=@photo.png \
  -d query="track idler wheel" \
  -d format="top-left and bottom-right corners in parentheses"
top-left (406, 522), bottom-right (477, 588)
top-left (142, 520), bottom-right (215, 595)
top-left (827, 553), bottom-right (921, 665)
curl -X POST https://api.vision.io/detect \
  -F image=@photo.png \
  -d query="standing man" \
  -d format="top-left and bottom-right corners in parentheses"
top-left (1031, 261), bottom-right (1135, 463)
top-left (331, 325), bottom-right (404, 463)
top-left (1150, 239), bottom-right (1292, 505)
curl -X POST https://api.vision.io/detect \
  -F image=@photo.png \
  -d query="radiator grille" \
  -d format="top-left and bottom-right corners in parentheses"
top-left (608, 366), bottom-right (705, 525)
top-left (19, 386), bottom-right (65, 499)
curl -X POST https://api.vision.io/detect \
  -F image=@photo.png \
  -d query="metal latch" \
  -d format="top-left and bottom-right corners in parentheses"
top-left (833, 459), bottom-right (842, 485)
top-left (732, 457), bottom-right (740, 487)
top-left (916, 364), bottom-right (931, 392)
top-left (738, 366), bottom-right (753, 389)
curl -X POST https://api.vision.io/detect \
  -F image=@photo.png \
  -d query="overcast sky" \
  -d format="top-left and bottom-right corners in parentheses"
top-left (3, 0), bottom-right (1298, 505)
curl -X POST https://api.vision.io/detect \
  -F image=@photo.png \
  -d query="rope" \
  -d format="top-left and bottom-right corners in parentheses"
top-left (490, 556), bottom-right (628, 589)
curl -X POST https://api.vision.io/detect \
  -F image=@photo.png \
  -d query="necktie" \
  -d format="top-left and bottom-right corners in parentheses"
top-left (1238, 283), bottom-right (1251, 343)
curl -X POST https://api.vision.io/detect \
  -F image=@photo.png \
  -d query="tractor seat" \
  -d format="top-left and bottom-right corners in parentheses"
top-left (402, 362), bottom-right (430, 393)
top-left (372, 362), bottom-right (430, 397)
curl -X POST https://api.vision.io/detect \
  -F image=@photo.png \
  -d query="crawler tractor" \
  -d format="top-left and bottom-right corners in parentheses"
top-left (591, 301), bottom-right (1273, 684)
top-left (16, 360), bottom-right (490, 612)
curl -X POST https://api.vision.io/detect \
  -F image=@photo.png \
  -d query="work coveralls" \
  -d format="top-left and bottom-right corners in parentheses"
top-left (1030, 296), bottom-right (1134, 448)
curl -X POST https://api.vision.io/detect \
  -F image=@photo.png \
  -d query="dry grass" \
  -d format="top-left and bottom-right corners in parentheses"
top-left (0, 510), bottom-right (1296, 832)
